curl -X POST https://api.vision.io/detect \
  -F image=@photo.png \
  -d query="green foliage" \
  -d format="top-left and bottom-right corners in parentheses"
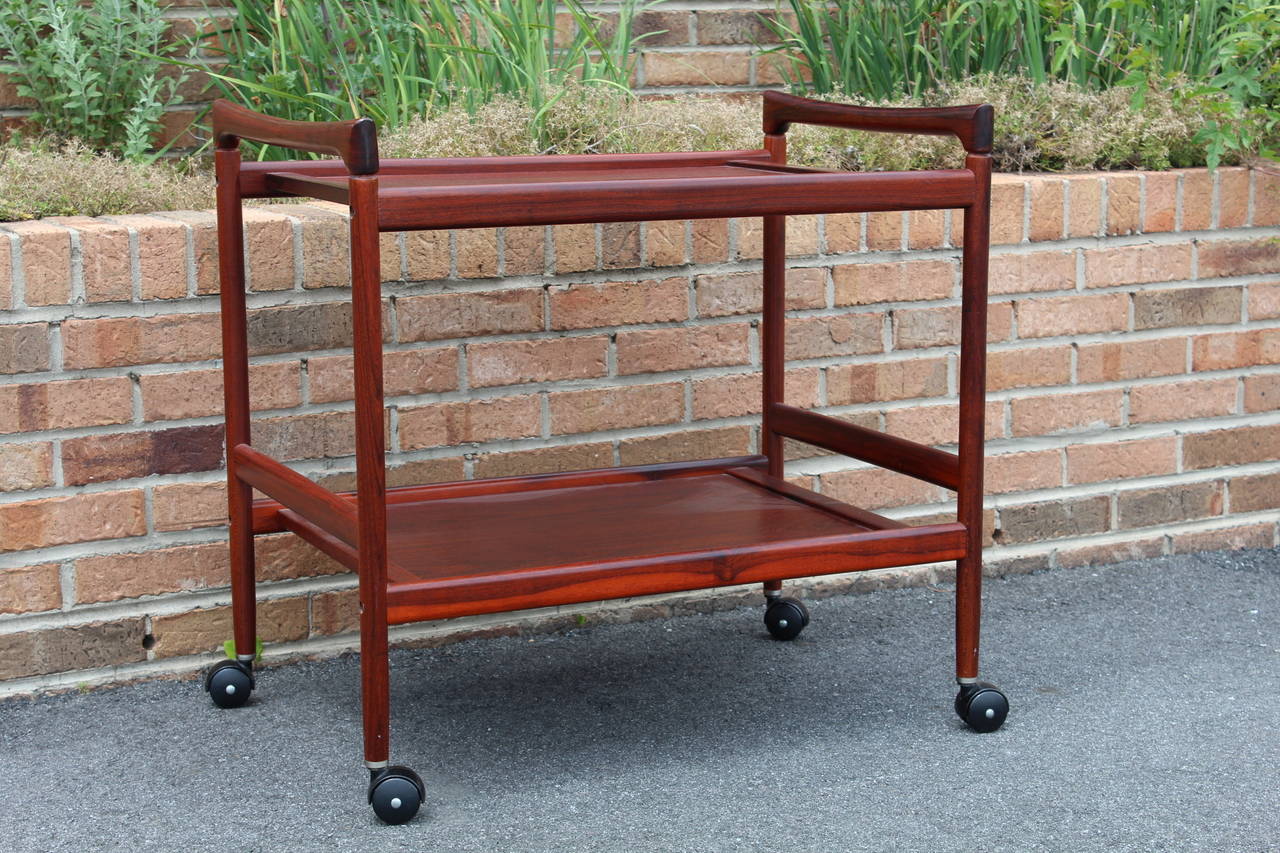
top-left (198, 0), bottom-right (647, 160)
top-left (0, 0), bottom-right (189, 161)
top-left (763, 0), bottom-right (1280, 165)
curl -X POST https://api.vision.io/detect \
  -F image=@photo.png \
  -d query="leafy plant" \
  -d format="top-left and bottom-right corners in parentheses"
top-left (0, 0), bottom-right (190, 161)
top-left (193, 0), bottom-right (648, 160)
top-left (762, 0), bottom-right (1280, 164)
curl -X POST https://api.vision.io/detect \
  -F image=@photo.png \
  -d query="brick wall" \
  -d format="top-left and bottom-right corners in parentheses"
top-left (1, 166), bottom-right (1279, 691)
top-left (0, 1), bottom-right (787, 151)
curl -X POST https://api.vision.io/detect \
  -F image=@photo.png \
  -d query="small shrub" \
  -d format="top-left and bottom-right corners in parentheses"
top-left (0, 0), bottom-right (189, 161)
top-left (0, 141), bottom-right (211, 221)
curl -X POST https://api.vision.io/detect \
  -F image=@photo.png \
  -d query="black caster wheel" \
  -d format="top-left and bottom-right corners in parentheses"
top-left (204, 660), bottom-right (254, 709)
top-left (368, 765), bottom-right (424, 825)
top-left (764, 597), bottom-right (809, 641)
top-left (954, 682), bottom-right (1008, 733)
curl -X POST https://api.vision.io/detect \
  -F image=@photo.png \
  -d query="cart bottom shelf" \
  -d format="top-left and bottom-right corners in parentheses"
top-left (273, 458), bottom-right (967, 624)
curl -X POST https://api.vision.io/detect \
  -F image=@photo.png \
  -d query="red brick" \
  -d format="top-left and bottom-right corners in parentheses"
top-left (316, 457), bottom-right (464, 493)
top-left (153, 210), bottom-right (219, 295)
top-left (550, 383), bottom-right (683, 434)
top-left (646, 220), bottom-right (686, 267)
top-left (1077, 337), bottom-right (1186, 383)
top-left (987, 345), bottom-right (1071, 390)
top-left (456, 229), bottom-right (499, 278)
top-left (691, 219), bottom-right (729, 263)
top-left (824, 213), bottom-right (859, 254)
top-left (1056, 537), bottom-right (1165, 569)
top-left (632, 10), bottom-right (690, 46)
top-left (467, 336), bottom-right (607, 388)
top-left (1132, 286), bottom-right (1241, 329)
top-left (1191, 329), bottom-right (1280, 371)
top-left (691, 368), bottom-right (819, 420)
top-left (503, 225), bottom-right (545, 275)
top-left (251, 411), bottom-right (357, 461)
top-left (988, 251), bottom-right (1075, 295)
top-left (1249, 281), bottom-right (1280, 320)
top-left (735, 218), bottom-right (764, 259)
top-left (908, 209), bottom-right (946, 250)
top-left (643, 51), bottom-right (750, 86)
top-left (0, 618), bottom-right (146, 679)
top-left (822, 467), bottom-right (949, 510)
top-left (308, 348), bottom-right (457, 403)
top-left (399, 394), bottom-right (540, 449)
top-left (617, 324), bottom-right (749, 374)
top-left (882, 402), bottom-right (1003, 448)
top-left (1255, 169), bottom-right (1280, 227)
top-left (1218, 167), bottom-right (1250, 228)
top-left (1015, 293), bottom-right (1128, 338)
top-left (62, 313), bottom-right (221, 369)
top-left (1011, 390), bottom-right (1124, 436)
top-left (1244, 374), bottom-right (1280, 412)
top-left (1066, 175), bottom-right (1103, 238)
top-left (1065, 437), bottom-right (1178, 484)
top-left (472, 443), bottom-right (614, 480)
top-left (827, 357), bottom-right (948, 405)
top-left (4, 220), bottom-right (71, 305)
top-left (1197, 237), bottom-right (1280, 279)
top-left (1183, 424), bottom-right (1280, 470)
top-left (242, 207), bottom-right (294, 291)
top-left (696, 269), bottom-right (824, 317)
top-left (310, 588), bottom-right (360, 637)
top-left (153, 481), bottom-right (227, 532)
top-left (151, 596), bottom-right (307, 658)
top-left (833, 259), bottom-right (953, 305)
top-left (987, 178), bottom-right (1025, 245)
top-left (865, 211), bottom-right (902, 251)
top-left (75, 542), bottom-right (230, 604)
top-left (552, 277), bottom-right (687, 329)
top-left (0, 376), bottom-right (132, 433)
top-left (139, 361), bottom-right (301, 420)
top-left (1180, 169), bottom-right (1213, 231)
top-left (0, 562), bottom-right (60, 614)
top-left (985, 449), bottom-right (1060, 494)
top-left (997, 495), bottom-right (1110, 543)
top-left (1026, 176), bottom-right (1065, 241)
top-left (110, 215), bottom-right (187, 300)
top-left (1229, 471), bottom-right (1280, 513)
top-left (1118, 481), bottom-right (1223, 528)
top-left (62, 425), bottom-right (223, 485)
top-left (694, 10), bottom-right (778, 44)
top-left (617, 425), bottom-right (751, 465)
top-left (1129, 378), bottom-right (1237, 424)
top-left (0, 489), bottom-right (145, 552)
top-left (0, 323), bottom-right (50, 374)
top-left (404, 229), bottom-right (449, 281)
top-left (1142, 171), bottom-right (1178, 233)
top-left (0, 442), bottom-right (54, 491)
top-left (398, 288), bottom-right (543, 342)
top-left (1105, 173), bottom-right (1141, 235)
top-left (1170, 523), bottom-right (1274, 554)
top-left (554, 224), bottom-right (596, 273)
top-left (1084, 243), bottom-right (1192, 288)
top-left (49, 217), bottom-right (131, 302)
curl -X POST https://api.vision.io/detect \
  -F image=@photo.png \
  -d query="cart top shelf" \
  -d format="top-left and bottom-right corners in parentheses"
top-left (241, 150), bottom-right (980, 231)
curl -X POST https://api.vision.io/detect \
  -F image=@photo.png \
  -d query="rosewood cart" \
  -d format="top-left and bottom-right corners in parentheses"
top-left (205, 92), bottom-right (1008, 824)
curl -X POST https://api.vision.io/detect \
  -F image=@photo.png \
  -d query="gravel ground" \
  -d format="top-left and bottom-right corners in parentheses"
top-left (1, 548), bottom-right (1277, 852)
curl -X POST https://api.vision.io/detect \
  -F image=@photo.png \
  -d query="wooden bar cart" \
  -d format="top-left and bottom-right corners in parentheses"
top-left (204, 92), bottom-right (1008, 824)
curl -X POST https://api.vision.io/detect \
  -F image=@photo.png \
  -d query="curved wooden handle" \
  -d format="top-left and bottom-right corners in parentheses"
top-left (762, 91), bottom-right (993, 154)
top-left (212, 99), bottom-right (379, 175)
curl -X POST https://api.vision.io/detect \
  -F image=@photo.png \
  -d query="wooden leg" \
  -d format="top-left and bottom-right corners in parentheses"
top-left (215, 148), bottom-right (256, 661)
top-left (349, 176), bottom-right (391, 767)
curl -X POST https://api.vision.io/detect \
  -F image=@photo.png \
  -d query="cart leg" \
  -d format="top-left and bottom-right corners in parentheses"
top-left (952, 153), bottom-right (1007, 733)
top-left (204, 145), bottom-right (257, 710)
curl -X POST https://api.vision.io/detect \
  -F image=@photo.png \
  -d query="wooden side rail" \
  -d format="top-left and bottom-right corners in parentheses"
top-left (762, 90), bottom-right (994, 154)
top-left (232, 444), bottom-right (359, 544)
top-left (769, 403), bottom-right (960, 490)
top-left (212, 99), bottom-right (379, 175)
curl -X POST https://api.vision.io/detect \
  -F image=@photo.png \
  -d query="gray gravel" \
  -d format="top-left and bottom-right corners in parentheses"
top-left (2, 549), bottom-right (1277, 852)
